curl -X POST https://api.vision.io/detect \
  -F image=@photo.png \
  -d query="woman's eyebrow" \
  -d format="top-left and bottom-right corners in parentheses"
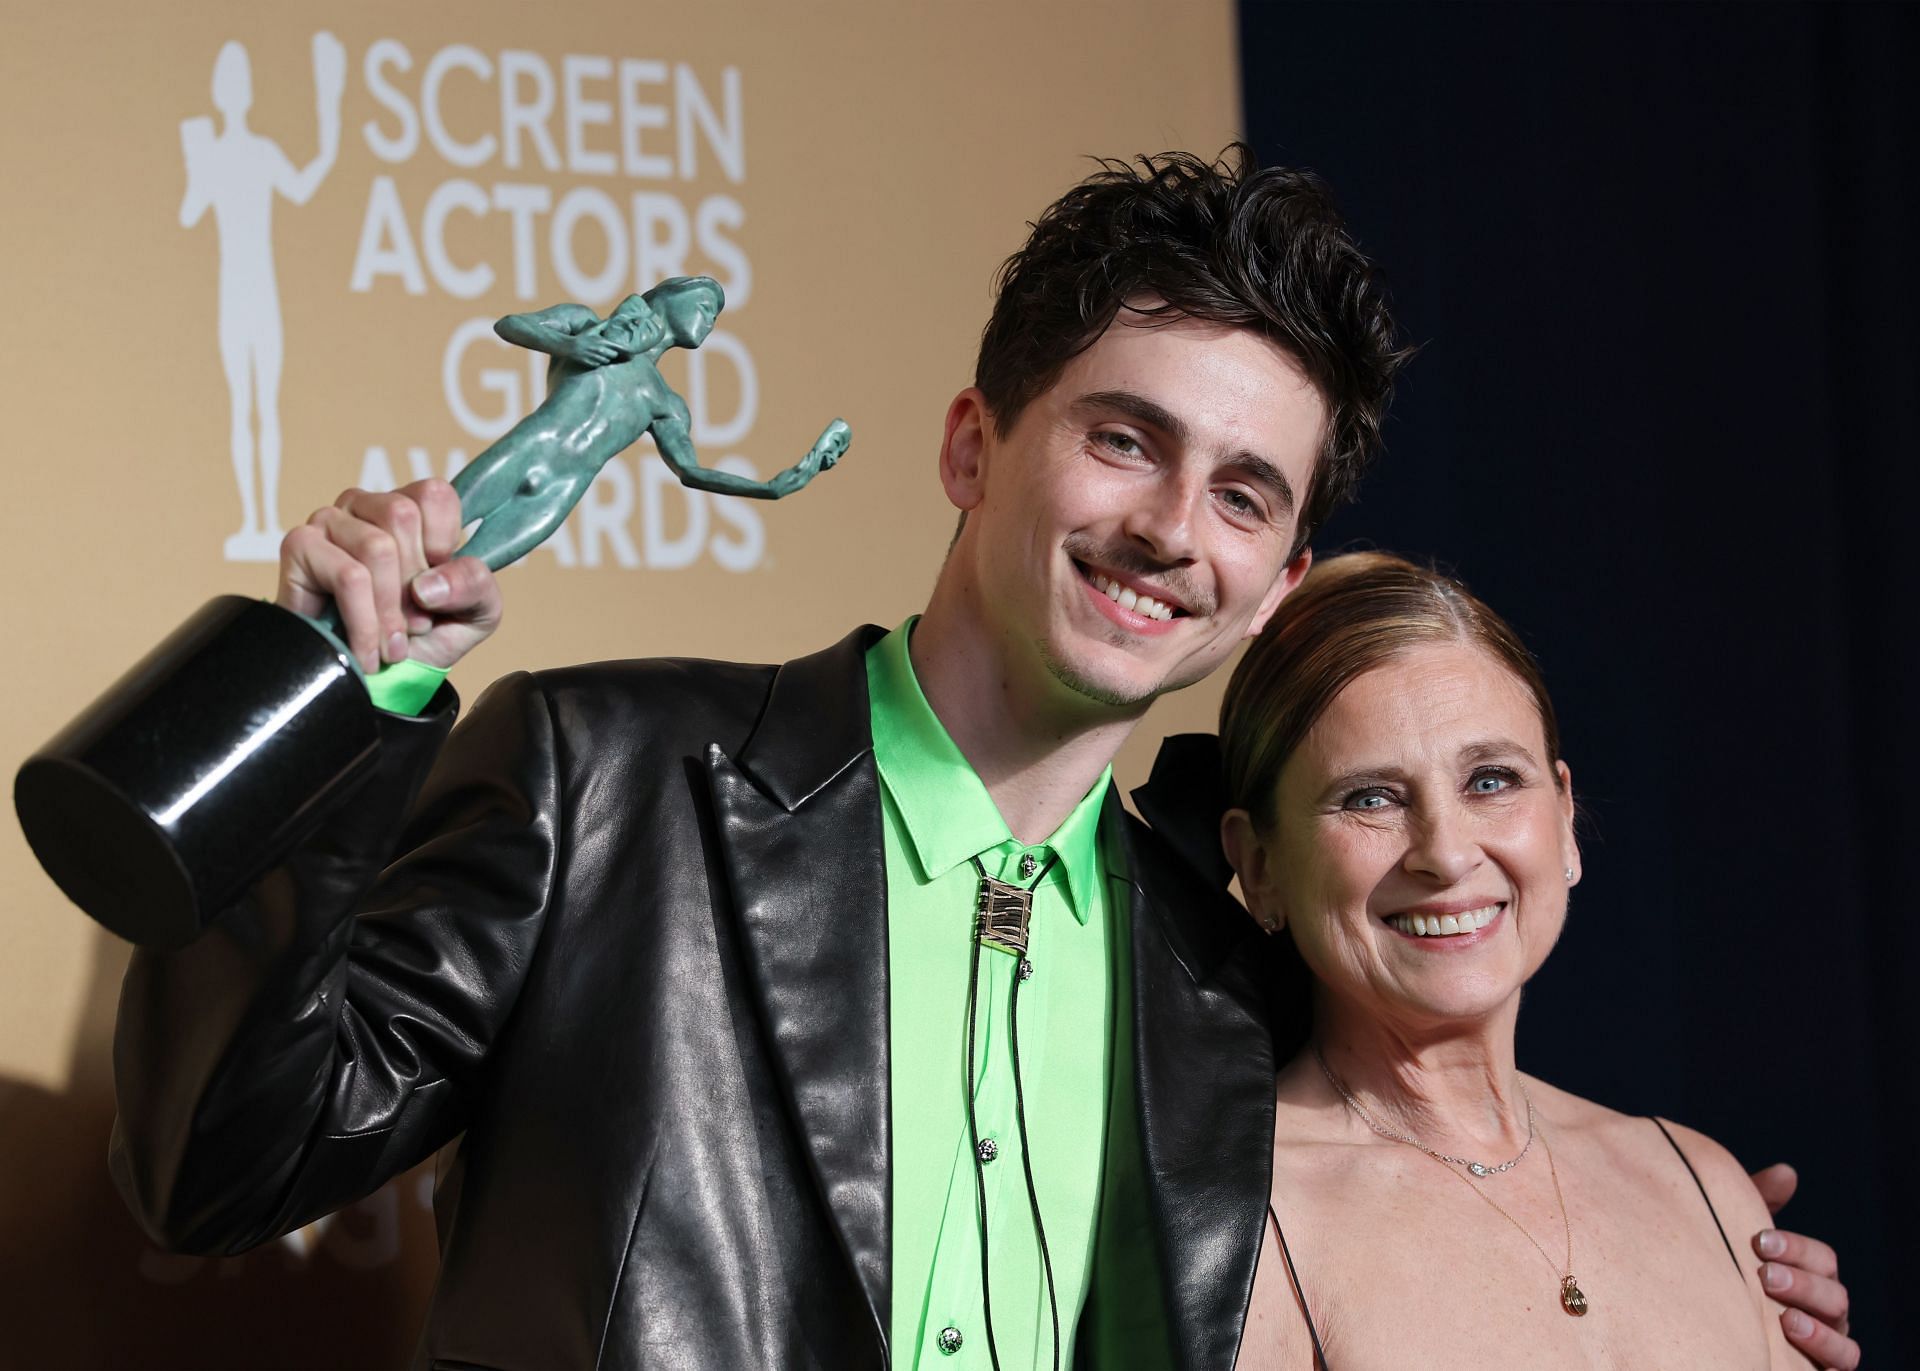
top-left (1315, 764), bottom-right (1409, 798)
top-left (1459, 737), bottom-right (1542, 767)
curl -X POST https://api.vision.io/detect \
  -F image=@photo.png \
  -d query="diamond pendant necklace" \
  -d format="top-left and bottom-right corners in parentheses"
top-left (1314, 1045), bottom-right (1588, 1315)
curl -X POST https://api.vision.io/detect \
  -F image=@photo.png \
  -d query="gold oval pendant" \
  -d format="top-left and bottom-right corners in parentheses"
top-left (1561, 1276), bottom-right (1589, 1316)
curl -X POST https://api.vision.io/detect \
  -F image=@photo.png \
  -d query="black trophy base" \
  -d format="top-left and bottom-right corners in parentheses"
top-left (14, 596), bottom-right (382, 949)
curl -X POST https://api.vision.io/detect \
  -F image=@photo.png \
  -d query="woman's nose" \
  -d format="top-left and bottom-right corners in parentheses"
top-left (1401, 804), bottom-right (1483, 885)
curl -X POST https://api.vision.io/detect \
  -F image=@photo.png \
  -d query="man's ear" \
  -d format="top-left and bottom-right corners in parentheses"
top-left (1221, 807), bottom-right (1285, 934)
top-left (1248, 545), bottom-right (1312, 639)
top-left (940, 388), bottom-right (992, 512)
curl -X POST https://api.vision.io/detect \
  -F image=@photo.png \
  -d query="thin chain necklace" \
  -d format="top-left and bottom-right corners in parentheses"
top-left (1313, 1045), bottom-right (1588, 1316)
top-left (1311, 1044), bottom-right (1535, 1177)
top-left (1427, 1113), bottom-right (1587, 1316)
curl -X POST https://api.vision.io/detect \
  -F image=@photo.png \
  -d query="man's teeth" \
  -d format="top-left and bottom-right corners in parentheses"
top-left (1088, 570), bottom-right (1176, 621)
top-left (1387, 905), bottom-right (1501, 937)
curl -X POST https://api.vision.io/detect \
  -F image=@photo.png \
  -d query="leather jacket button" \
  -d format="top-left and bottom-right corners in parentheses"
top-left (937, 1325), bottom-right (964, 1355)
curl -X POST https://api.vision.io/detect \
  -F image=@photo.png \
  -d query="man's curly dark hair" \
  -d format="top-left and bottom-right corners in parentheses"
top-left (975, 145), bottom-right (1412, 549)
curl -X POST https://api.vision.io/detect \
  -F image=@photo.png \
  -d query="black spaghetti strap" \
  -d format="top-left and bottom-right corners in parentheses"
top-left (1268, 1203), bottom-right (1331, 1371)
top-left (1649, 1117), bottom-right (1742, 1276)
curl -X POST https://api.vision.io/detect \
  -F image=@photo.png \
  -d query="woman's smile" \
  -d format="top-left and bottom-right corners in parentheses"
top-left (1382, 899), bottom-right (1506, 943)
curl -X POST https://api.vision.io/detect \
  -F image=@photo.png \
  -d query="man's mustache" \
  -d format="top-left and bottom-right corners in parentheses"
top-left (1062, 533), bottom-right (1215, 616)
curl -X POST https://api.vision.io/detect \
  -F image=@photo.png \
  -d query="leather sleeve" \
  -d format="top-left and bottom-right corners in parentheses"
top-left (109, 670), bottom-right (561, 1255)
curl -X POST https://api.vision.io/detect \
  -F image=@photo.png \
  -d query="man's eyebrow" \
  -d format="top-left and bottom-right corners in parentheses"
top-left (1230, 453), bottom-right (1297, 519)
top-left (1073, 389), bottom-right (1190, 443)
top-left (1072, 388), bottom-right (1297, 518)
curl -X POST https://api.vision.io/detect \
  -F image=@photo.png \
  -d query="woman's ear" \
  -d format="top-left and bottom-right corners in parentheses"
top-left (1222, 807), bottom-right (1285, 935)
top-left (1555, 759), bottom-right (1581, 887)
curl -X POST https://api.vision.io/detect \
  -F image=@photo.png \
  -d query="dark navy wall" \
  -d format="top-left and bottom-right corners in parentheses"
top-left (1238, 3), bottom-right (1916, 1360)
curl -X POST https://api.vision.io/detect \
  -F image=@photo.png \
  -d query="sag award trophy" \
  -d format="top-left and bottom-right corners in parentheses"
top-left (15, 277), bottom-right (849, 948)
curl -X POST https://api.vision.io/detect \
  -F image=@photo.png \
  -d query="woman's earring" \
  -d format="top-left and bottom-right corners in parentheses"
top-left (1564, 867), bottom-right (1575, 882)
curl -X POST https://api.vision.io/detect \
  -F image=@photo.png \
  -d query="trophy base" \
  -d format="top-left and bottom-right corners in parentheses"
top-left (14, 596), bottom-right (382, 948)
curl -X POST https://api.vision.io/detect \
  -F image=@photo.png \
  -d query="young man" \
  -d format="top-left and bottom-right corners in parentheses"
top-left (111, 150), bottom-right (1855, 1370)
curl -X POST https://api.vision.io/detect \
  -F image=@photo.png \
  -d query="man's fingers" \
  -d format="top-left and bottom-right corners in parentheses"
top-left (341, 489), bottom-right (429, 580)
top-left (1781, 1308), bottom-right (1861, 1370)
top-left (411, 555), bottom-right (500, 628)
top-left (1761, 1260), bottom-right (1850, 1325)
top-left (282, 529), bottom-right (382, 673)
top-left (311, 507), bottom-right (409, 665)
top-left (1758, 1251), bottom-right (1850, 1328)
top-left (398, 478), bottom-right (465, 567)
top-left (280, 489), bottom-right (500, 674)
top-left (1751, 1162), bottom-right (1799, 1215)
top-left (276, 524), bottom-right (332, 620)
top-left (1755, 1226), bottom-right (1840, 1280)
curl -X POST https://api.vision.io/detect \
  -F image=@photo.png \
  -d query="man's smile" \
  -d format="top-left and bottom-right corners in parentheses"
top-left (1073, 558), bottom-right (1188, 634)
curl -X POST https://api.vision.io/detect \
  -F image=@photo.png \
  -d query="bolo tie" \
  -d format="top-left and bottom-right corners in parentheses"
top-left (962, 849), bottom-right (1063, 1371)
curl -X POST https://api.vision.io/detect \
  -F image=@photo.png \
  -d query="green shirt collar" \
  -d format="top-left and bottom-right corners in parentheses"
top-left (867, 618), bottom-right (1110, 924)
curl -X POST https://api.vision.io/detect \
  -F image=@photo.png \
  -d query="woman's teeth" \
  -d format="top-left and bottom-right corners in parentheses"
top-left (1087, 570), bottom-right (1176, 621)
top-left (1387, 904), bottom-right (1500, 938)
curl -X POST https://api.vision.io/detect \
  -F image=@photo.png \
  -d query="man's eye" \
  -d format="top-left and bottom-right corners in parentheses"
top-left (1096, 431), bottom-right (1144, 457)
top-left (1218, 488), bottom-right (1261, 519)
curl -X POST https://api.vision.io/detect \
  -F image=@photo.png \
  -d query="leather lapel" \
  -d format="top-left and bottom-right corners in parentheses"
top-left (706, 626), bottom-right (892, 1355)
top-left (1119, 806), bottom-right (1276, 1371)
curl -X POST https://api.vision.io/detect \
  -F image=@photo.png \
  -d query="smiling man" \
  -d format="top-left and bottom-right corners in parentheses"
top-left (109, 148), bottom-right (1854, 1370)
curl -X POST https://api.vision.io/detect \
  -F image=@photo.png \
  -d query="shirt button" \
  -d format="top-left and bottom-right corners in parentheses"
top-left (1018, 958), bottom-right (1035, 981)
top-left (937, 1325), bottom-right (964, 1355)
top-left (1019, 852), bottom-right (1039, 880)
top-left (976, 1136), bottom-right (999, 1164)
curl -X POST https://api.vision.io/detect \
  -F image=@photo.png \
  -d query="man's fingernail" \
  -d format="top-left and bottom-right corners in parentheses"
top-left (1784, 1310), bottom-right (1811, 1337)
top-left (414, 572), bottom-right (447, 606)
top-left (1757, 1230), bottom-right (1785, 1257)
top-left (1761, 1262), bottom-right (1791, 1292)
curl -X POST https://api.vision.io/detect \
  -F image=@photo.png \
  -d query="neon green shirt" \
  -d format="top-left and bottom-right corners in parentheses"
top-left (868, 619), bottom-right (1124, 1369)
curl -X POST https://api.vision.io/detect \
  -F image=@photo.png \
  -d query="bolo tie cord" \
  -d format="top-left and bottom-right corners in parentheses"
top-left (964, 852), bottom-right (1063, 1371)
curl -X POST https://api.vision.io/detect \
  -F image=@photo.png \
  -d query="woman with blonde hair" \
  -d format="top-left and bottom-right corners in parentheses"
top-left (1201, 551), bottom-right (1814, 1369)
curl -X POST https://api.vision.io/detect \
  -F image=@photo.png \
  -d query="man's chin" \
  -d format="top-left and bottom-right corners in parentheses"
top-left (1038, 642), bottom-right (1187, 711)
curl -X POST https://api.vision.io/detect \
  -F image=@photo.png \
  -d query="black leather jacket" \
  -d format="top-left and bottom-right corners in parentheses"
top-left (109, 627), bottom-right (1278, 1370)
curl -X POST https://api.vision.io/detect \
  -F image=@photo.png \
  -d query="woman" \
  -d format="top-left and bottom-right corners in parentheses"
top-left (1215, 552), bottom-right (1809, 1369)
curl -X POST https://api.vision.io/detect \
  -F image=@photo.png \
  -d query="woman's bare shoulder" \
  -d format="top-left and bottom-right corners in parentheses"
top-left (1649, 1118), bottom-right (1772, 1225)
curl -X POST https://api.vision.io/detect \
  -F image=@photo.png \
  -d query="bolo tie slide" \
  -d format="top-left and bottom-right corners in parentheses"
top-left (961, 852), bottom-right (1061, 1371)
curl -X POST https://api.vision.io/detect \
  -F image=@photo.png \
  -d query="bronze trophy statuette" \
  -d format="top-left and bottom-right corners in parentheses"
top-left (14, 277), bottom-right (848, 948)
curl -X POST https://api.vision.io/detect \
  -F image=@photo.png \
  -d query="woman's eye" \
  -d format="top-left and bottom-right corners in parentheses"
top-left (1344, 789), bottom-right (1394, 811)
top-left (1468, 769), bottom-right (1517, 794)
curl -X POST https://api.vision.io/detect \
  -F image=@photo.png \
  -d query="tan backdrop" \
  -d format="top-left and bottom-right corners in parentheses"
top-left (0, 3), bottom-right (1241, 1364)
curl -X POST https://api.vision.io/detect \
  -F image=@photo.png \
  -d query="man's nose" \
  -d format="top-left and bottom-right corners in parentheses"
top-left (1121, 471), bottom-right (1200, 564)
